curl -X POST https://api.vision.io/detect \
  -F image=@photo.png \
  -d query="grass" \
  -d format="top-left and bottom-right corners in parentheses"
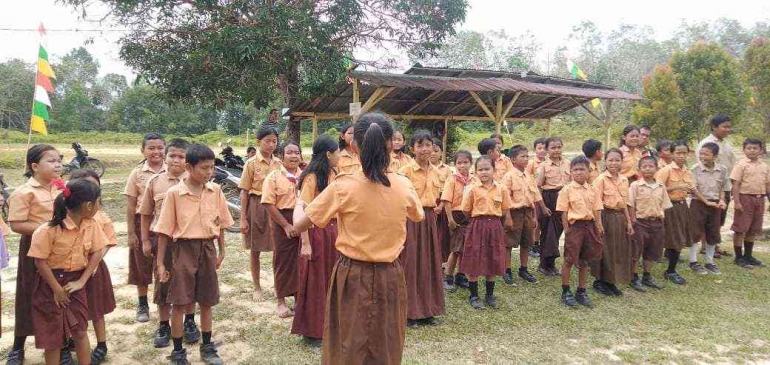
top-left (1, 147), bottom-right (770, 364)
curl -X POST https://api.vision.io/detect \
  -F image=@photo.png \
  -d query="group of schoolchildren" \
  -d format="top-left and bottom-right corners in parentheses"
top-left (2, 111), bottom-right (769, 365)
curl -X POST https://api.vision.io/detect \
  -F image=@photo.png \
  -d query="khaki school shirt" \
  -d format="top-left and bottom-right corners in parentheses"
top-left (123, 162), bottom-right (167, 214)
top-left (461, 182), bottom-right (513, 217)
top-left (338, 149), bottom-right (361, 174)
top-left (556, 181), bottom-right (603, 224)
top-left (537, 157), bottom-right (571, 190)
top-left (655, 163), bottom-right (694, 202)
top-left (594, 171), bottom-right (629, 211)
top-left (139, 172), bottom-right (186, 230)
top-left (239, 152), bottom-right (282, 196)
top-left (441, 173), bottom-right (472, 211)
top-left (628, 180), bottom-right (673, 219)
top-left (153, 180), bottom-right (235, 240)
top-left (261, 166), bottom-right (302, 210)
top-left (8, 178), bottom-right (59, 225)
top-left (503, 168), bottom-right (542, 210)
top-left (691, 163), bottom-right (728, 201)
top-left (619, 145), bottom-right (642, 180)
top-left (730, 158), bottom-right (770, 195)
top-left (399, 161), bottom-right (441, 208)
top-left (28, 216), bottom-right (106, 272)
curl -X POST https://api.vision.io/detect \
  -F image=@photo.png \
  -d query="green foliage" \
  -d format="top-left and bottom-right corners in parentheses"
top-left (632, 65), bottom-right (685, 140)
top-left (670, 42), bottom-right (748, 140)
top-left (417, 29), bottom-right (540, 72)
top-left (743, 38), bottom-right (770, 134)
top-left (0, 59), bottom-right (34, 130)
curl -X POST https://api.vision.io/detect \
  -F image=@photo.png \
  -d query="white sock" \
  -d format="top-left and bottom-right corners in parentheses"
top-left (689, 245), bottom-right (699, 264)
top-left (705, 245), bottom-right (716, 265)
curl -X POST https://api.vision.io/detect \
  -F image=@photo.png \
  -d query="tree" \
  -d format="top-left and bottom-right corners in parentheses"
top-left (50, 47), bottom-right (107, 131)
top-left (669, 42), bottom-right (747, 140)
top-left (0, 59), bottom-right (34, 131)
top-left (65, 0), bottom-right (468, 142)
top-left (417, 29), bottom-right (541, 72)
top-left (631, 65), bottom-right (685, 140)
top-left (744, 37), bottom-right (770, 134)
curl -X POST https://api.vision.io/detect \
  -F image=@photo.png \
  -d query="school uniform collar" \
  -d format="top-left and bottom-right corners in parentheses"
top-left (141, 161), bottom-right (167, 173)
top-left (546, 157), bottom-right (565, 167)
top-left (162, 171), bottom-right (187, 181)
top-left (27, 178), bottom-right (59, 193)
top-left (254, 151), bottom-right (279, 165)
top-left (669, 162), bottom-right (688, 171)
top-left (637, 179), bottom-right (662, 189)
top-left (694, 162), bottom-right (723, 173)
top-left (406, 160), bottom-right (434, 172)
top-left (589, 161), bottom-right (598, 171)
top-left (706, 133), bottom-right (724, 143)
top-left (340, 148), bottom-right (357, 158)
top-left (570, 180), bottom-right (592, 190)
top-left (177, 178), bottom-right (216, 196)
top-left (599, 171), bottom-right (626, 182)
top-left (279, 164), bottom-right (301, 179)
top-left (477, 181), bottom-right (501, 191)
top-left (61, 216), bottom-right (78, 230)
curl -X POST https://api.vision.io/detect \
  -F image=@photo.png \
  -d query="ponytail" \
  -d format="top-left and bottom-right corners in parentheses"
top-left (49, 178), bottom-right (101, 228)
top-left (355, 113), bottom-right (394, 186)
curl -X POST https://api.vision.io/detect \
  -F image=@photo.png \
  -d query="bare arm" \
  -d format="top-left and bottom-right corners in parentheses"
top-left (561, 211), bottom-right (570, 233)
top-left (264, 203), bottom-right (297, 238)
top-left (35, 258), bottom-right (69, 308)
top-left (732, 180), bottom-right (742, 212)
top-left (140, 214), bottom-right (153, 258)
top-left (126, 196), bottom-right (138, 249)
top-left (216, 228), bottom-right (226, 269)
top-left (156, 234), bottom-right (170, 283)
top-left (239, 189), bottom-right (250, 233)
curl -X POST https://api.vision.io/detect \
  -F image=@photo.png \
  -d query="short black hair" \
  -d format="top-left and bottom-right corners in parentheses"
top-left (475, 155), bottom-right (495, 170)
top-left (409, 130), bottom-right (433, 147)
top-left (655, 139), bottom-right (672, 153)
top-left (166, 138), bottom-right (189, 154)
top-left (142, 133), bottom-right (165, 149)
top-left (247, 146), bottom-right (256, 153)
top-left (257, 126), bottom-right (279, 140)
top-left (640, 125), bottom-right (652, 132)
top-left (711, 114), bottom-right (731, 130)
top-left (509, 144), bottom-right (528, 159)
top-left (545, 137), bottom-right (563, 149)
top-left (533, 138), bottom-right (547, 149)
top-left (185, 143), bottom-right (216, 166)
top-left (670, 140), bottom-right (689, 153)
top-left (743, 138), bottom-right (764, 150)
top-left (490, 133), bottom-right (504, 142)
top-left (638, 156), bottom-right (658, 168)
top-left (454, 150), bottom-right (473, 164)
top-left (431, 138), bottom-right (443, 151)
top-left (269, 108), bottom-right (279, 114)
top-left (582, 139), bottom-right (602, 159)
top-left (570, 155), bottom-right (591, 169)
top-left (277, 140), bottom-right (302, 158)
top-left (604, 147), bottom-right (624, 161)
top-left (700, 142), bottom-right (719, 156)
top-left (478, 138), bottom-right (497, 156)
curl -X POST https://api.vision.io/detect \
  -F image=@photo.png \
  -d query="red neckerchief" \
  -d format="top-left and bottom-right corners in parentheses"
top-left (454, 173), bottom-right (471, 186)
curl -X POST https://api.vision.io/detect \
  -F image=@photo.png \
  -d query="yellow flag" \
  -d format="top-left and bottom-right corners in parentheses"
top-left (37, 59), bottom-right (56, 78)
top-left (30, 115), bottom-right (48, 135)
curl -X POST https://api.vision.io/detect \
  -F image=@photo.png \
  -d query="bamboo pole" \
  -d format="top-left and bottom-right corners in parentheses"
top-left (442, 118), bottom-right (449, 162)
top-left (494, 93), bottom-right (503, 134)
top-left (312, 116), bottom-right (319, 141)
top-left (468, 91), bottom-right (496, 120)
top-left (546, 118), bottom-right (552, 136)
top-left (604, 99), bottom-right (613, 148)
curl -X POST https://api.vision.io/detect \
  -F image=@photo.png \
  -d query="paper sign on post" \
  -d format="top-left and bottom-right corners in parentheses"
top-left (349, 102), bottom-right (362, 117)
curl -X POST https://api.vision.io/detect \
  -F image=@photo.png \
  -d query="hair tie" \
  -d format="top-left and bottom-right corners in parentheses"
top-left (52, 179), bottom-right (71, 198)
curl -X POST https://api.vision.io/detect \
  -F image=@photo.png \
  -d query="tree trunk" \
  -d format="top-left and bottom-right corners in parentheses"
top-left (276, 67), bottom-right (301, 143)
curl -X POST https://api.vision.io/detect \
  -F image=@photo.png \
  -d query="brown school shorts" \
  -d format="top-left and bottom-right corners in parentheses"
top-left (690, 200), bottom-right (722, 245)
top-left (167, 239), bottom-right (220, 307)
top-left (505, 207), bottom-right (535, 249)
top-left (563, 220), bottom-right (603, 268)
top-left (731, 194), bottom-right (765, 236)
top-left (632, 218), bottom-right (664, 262)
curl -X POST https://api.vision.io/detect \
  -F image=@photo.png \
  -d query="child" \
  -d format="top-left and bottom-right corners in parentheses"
top-left (70, 170), bottom-right (118, 364)
top-left (461, 155), bottom-right (513, 309)
top-left (556, 156), bottom-right (603, 308)
top-left (527, 137), bottom-right (547, 259)
top-left (338, 122), bottom-right (361, 174)
top-left (503, 145), bottom-right (549, 285)
top-left (486, 135), bottom-right (514, 182)
top-left (619, 125), bottom-right (642, 182)
top-left (6, 144), bottom-right (61, 364)
top-left (246, 146), bottom-right (257, 160)
top-left (138, 138), bottom-right (200, 348)
top-left (689, 142), bottom-right (728, 275)
top-left (628, 156), bottom-right (671, 291)
top-left (29, 178), bottom-right (106, 365)
top-left (582, 139), bottom-right (603, 184)
top-left (655, 141), bottom-right (695, 285)
top-left (154, 144), bottom-right (233, 364)
top-left (292, 136), bottom-right (340, 346)
top-left (656, 140), bottom-right (673, 169)
top-left (536, 137), bottom-right (571, 276)
top-left (293, 113), bottom-right (424, 365)
top-left (262, 141), bottom-right (303, 318)
top-left (123, 133), bottom-right (166, 322)
top-left (590, 148), bottom-right (634, 296)
top-left (390, 129), bottom-right (414, 172)
top-left (730, 138), bottom-right (770, 268)
top-left (432, 138), bottom-right (452, 262)
top-left (440, 150), bottom-right (473, 291)
top-left (399, 131), bottom-right (445, 327)
top-left (239, 127), bottom-right (281, 301)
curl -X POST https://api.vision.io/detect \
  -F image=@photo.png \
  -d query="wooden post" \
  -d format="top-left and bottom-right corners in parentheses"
top-left (352, 78), bottom-right (360, 122)
top-left (494, 93), bottom-right (503, 134)
top-left (442, 118), bottom-right (449, 162)
top-left (604, 99), bottom-right (613, 148)
top-left (312, 116), bottom-right (319, 141)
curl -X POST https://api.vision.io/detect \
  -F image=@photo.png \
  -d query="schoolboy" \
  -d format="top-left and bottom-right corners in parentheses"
top-left (582, 139), bottom-right (603, 184)
top-left (689, 142), bottom-right (727, 274)
top-left (730, 138), bottom-right (770, 269)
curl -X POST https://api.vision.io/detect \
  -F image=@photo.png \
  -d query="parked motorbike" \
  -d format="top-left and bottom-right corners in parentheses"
top-left (213, 165), bottom-right (242, 233)
top-left (218, 146), bottom-right (245, 171)
top-left (62, 142), bottom-right (106, 177)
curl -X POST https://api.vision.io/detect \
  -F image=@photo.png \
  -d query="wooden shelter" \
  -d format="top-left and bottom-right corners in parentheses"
top-left (287, 65), bottom-right (643, 148)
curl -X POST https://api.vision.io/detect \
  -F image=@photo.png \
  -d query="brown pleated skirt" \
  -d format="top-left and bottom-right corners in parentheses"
top-left (664, 201), bottom-right (692, 251)
top-left (245, 195), bottom-right (274, 252)
top-left (449, 211), bottom-right (470, 254)
top-left (292, 220), bottom-right (338, 339)
top-left (436, 209), bottom-right (451, 262)
top-left (128, 216), bottom-right (154, 286)
top-left (15, 234), bottom-right (36, 337)
top-left (322, 256), bottom-right (406, 365)
top-left (590, 210), bottom-right (631, 284)
top-left (400, 208), bottom-right (445, 320)
top-left (272, 209), bottom-right (299, 299)
top-left (33, 270), bottom-right (88, 349)
top-left (459, 216), bottom-right (506, 277)
top-left (86, 260), bottom-right (116, 320)
top-left (538, 189), bottom-right (563, 259)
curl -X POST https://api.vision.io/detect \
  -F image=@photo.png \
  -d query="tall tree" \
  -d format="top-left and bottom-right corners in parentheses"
top-left (669, 42), bottom-right (747, 140)
top-left (631, 65), bottom-right (684, 140)
top-left (51, 47), bottom-right (107, 131)
top-left (743, 37), bottom-right (770, 134)
top-left (0, 59), bottom-right (35, 130)
top-left (418, 29), bottom-right (541, 72)
top-left (65, 0), bottom-right (468, 142)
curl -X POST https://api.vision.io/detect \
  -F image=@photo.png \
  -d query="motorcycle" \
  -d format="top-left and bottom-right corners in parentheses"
top-left (218, 146), bottom-right (245, 171)
top-left (213, 163), bottom-right (242, 233)
top-left (62, 142), bottom-right (106, 177)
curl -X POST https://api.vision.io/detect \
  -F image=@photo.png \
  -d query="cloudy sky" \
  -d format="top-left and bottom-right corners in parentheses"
top-left (1, 0), bottom-right (769, 81)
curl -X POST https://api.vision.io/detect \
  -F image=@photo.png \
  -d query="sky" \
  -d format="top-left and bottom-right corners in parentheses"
top-left (1, 0), bottom-right (769, 82)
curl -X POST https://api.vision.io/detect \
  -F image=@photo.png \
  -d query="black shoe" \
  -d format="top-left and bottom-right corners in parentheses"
top-left (745, 256), bottom-right (766, 267)
top-left (502, 271), bottom-right (517, 286)
top-left (420, 317), bottom-right (440, 326)
top-left (406, 319), bottom-right (420, 328)
top-left (665, 272), bottom-right (687, 285)
top-left (630, 277), bottom-right (647, 292)
top-left (6, 349), bottom-right (24, 365)
top-left (168, 348), bottom-right (189, 365)
top-left (443, 276), bottom-right (457, 292)
top-left (689, 262), bottom-right (708, 275)
top-left (575, 291), bottom-right (593, 308)
top-left (154, 324), bottom-right (172, 348)
top-left (136, 304), bottom-right (150, 323)
top-left (529, 247), bottom-right (540, 258)
top-left (302, 336), bottom-right (322, 348)
top-left (184, 320), bottom-right (201, 344)
top-left (455, 274), bottom-right (470, 289)
top-left (561, 290), bottom-right (578, 307)
top-left (592, 280), bottom-right (613, 296)
top-left (549, 267), bottom-right (561, 276)
top-left (704, 263), bottom-right (722, 275)
top-left (537, 266), bottom-right (550, 276)
top-left (642, 276), bottom-right (664, 289)
top-left (199, 343), bottom-right (223, 365)
top-left (606, 282), bottom-right (623, 296)
top-left (485, 295), bottom-right (500, 309)
top-left (90, 346), bottom-right (108, 365)
top-left (469, 296), bottom-right (485, 310)
top-left (518, 269), bottom-right (538, 283)
top-left (60, 347), bottom-right (73, 365)
top-left (734, 257), bottom-right (755, 269)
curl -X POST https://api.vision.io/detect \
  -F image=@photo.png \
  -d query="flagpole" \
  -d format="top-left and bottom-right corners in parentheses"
top-left (26, 70), bottom-right (37, 150)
